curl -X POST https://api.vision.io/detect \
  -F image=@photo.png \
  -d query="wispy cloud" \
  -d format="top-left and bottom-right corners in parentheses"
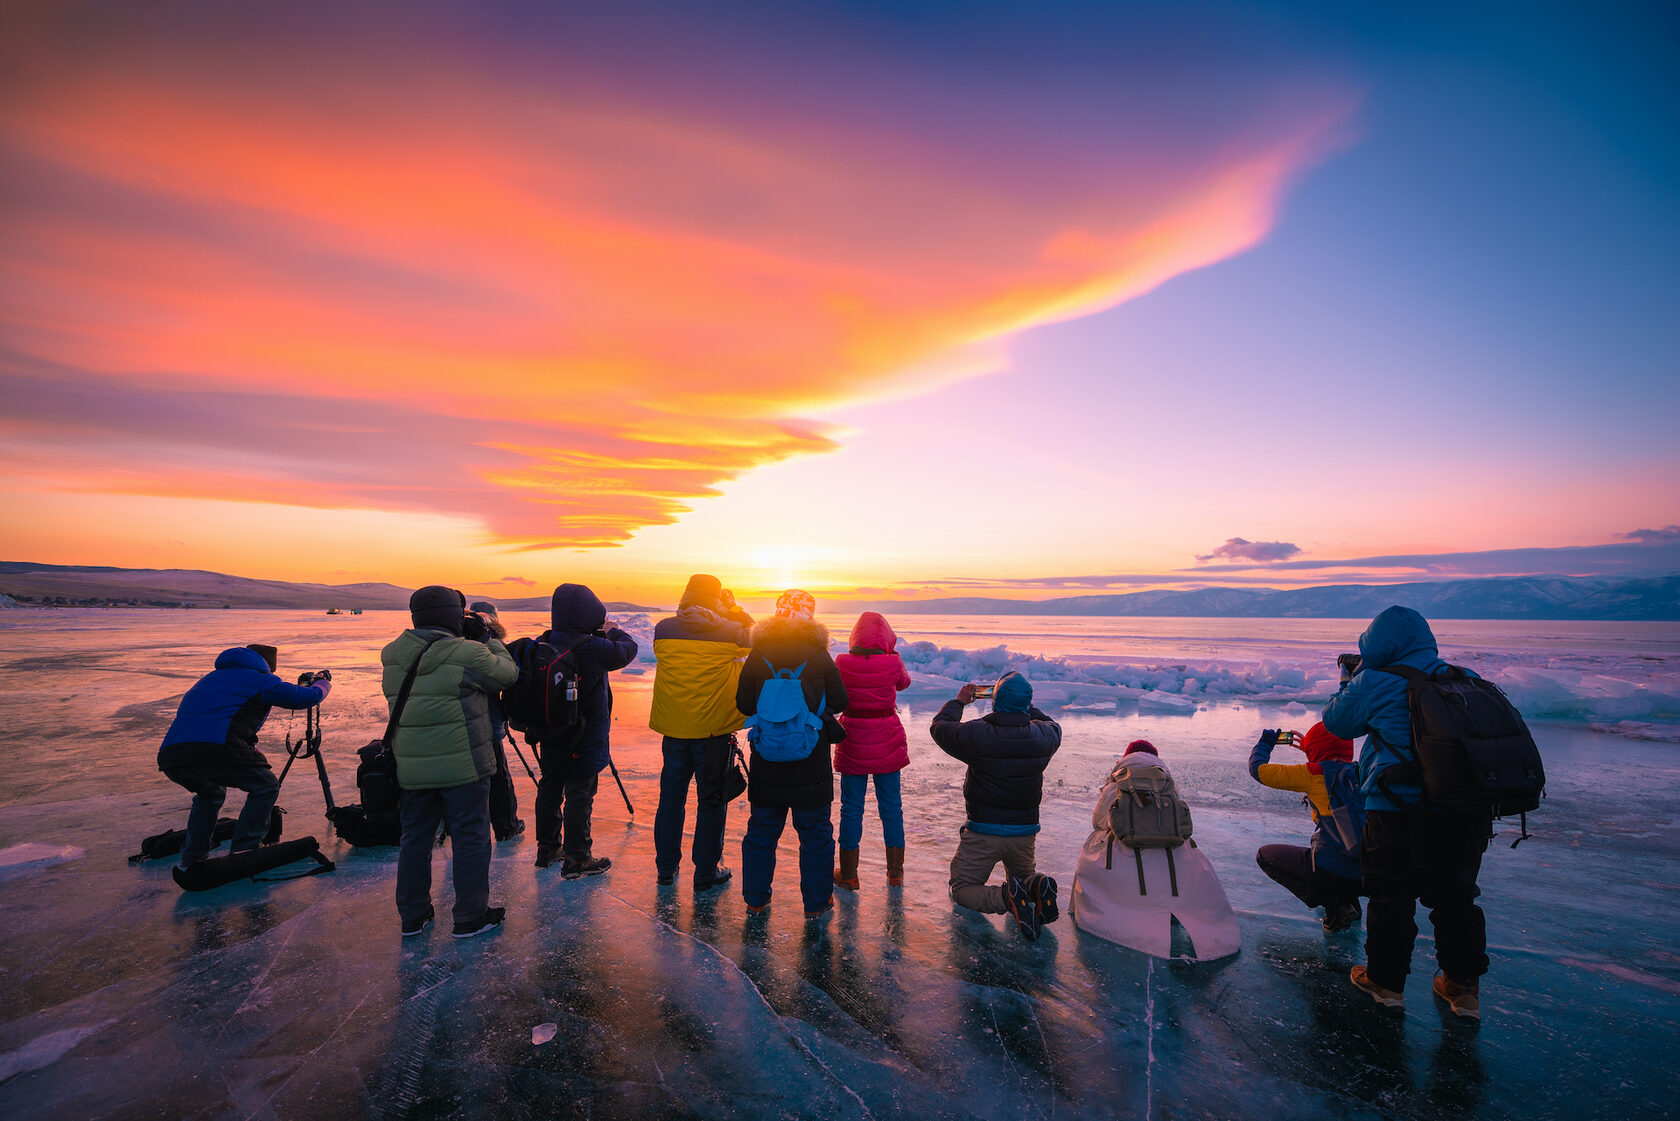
top-left (0, 4), bottom-right (1356, 549)
top-left (1195, 538), bottom-right (1303, 563)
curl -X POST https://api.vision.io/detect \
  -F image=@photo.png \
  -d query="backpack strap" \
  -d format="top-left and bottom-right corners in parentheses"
top-left (1165, 848), bottom-right (1179, 897)
top-left (1134, 847), bottom-right (1147, 896)
top-left (385, 634), bottom-right (448, 747)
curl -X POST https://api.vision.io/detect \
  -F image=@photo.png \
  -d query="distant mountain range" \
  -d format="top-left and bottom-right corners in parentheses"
top-left (0, 563), bottom-right (658, 613)
top-left (836, 574), bottom-right (1680, 620)
top-left (3, 562), bottom-right (1676, 619)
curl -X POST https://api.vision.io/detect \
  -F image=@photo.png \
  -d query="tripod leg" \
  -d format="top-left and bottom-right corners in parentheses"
top-left (608, 760), bottom-right (634, 818)
top-left (313, 746), bottom-right (337, 815)
top-left (505, 728), bottom-right (539, 784)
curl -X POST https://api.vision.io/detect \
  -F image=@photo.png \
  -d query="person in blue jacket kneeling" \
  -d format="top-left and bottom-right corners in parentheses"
top-left (156, 644), bottom-right (332, 868)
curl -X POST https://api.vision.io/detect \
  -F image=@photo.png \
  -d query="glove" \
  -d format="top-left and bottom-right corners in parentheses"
top-left (1259, 729), bottom-right (1280, 747)
top-left (311, 677), bottom-right (333, 700)
top-left (314, 669), bottom-right (332, 682)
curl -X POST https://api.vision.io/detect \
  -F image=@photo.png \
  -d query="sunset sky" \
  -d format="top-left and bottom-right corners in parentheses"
top-left (3, 1), bottom-right (1676, 603)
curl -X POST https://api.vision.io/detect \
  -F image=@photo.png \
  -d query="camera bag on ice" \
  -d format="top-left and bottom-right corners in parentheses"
top-left (171, 836), bottom-right (334, 892)
top-left (356, 633), bottom-right (446, 818)
top-left (1103, 756), bottom-right (1193, 896)
top-left (1374, 664), bottom-right (1545, 842)
top-left (743, 660), bottom-right (824, 762)
top-left (503, 636), bottom-right (586, 736)
top-left (130, 807), bottom-right (284, 864)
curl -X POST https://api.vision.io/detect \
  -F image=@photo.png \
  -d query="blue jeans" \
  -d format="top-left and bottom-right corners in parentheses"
top-left (397, 778), bottom-right (493, 926)
top-left (653, 736), bottom-right (730, 884)
top-left (837, 771), bottom-right (905, 850)
top-left (163, 762), bottom-right (280, 865)
top-left (741, 803), bottom-right (834, 912)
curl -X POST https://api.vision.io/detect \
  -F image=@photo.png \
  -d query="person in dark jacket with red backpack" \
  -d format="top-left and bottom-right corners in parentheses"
top-left (514, 583), bottom-right (638, 877)
top-left (735, 590), bottom-right (847, 919)
top-left (930, 671), bottom-right (1061, 940)
top-left (157, 644), bottom-right (332, 868)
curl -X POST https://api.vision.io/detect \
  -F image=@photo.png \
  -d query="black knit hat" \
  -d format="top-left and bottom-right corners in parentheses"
top-left (410, 585), bottom-right (465, 634)
top-left (245, 644), bottom-right (278, 671)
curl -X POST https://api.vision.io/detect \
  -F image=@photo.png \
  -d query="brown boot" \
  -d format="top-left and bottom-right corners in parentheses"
top-left (885, 846), bottom-right (905, 887)
top-left (834, 847), bottom-right (860, 891)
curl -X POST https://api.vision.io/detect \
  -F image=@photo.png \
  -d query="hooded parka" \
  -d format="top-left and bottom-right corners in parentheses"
top-left (834, 612), bottom-right (912, 775)
top-left (521, 583), bottom-right (639, 778)
top-left (381, 628), bottom-right (519, 790)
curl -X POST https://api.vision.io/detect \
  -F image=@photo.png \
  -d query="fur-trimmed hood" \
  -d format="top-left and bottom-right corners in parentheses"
top-left (751, 614), bottom-right (829, 649)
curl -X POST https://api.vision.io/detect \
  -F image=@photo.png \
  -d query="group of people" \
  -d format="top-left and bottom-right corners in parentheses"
top-left (155, 586), bottom-right (1494, 1018)
top-left (1246, 605), bottom-right (1493, 1019)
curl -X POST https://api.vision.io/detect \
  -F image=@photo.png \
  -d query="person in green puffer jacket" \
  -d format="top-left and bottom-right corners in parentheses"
top-left (382, 586), bottom-right (519, 939)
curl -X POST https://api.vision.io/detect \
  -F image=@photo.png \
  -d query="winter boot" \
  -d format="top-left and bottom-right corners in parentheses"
top-left (834, 848), bottom-right (861, 892)
top-left (1322, 900), bottom-right (1362, 933)
top-left (1350, 965), bottom-right (1405, 1010)
top-left (885, 846), bottom-right (905, 887)
top-left (1004, 877), bottom-right (1043, 942)
top-left (1433, 972), bottom-right (1481, 1020)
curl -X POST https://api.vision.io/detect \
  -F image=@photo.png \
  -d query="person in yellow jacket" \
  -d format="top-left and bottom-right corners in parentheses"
top-left (650, 574), bottom-right (754, 890)
top-left (1248, 722), bottom-right (1363, 933)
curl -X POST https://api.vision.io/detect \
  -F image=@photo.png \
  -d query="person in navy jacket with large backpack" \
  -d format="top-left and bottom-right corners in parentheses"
top-left (735, 590), bottom-right (847, 919)
top-left (1323, 605), bottom-right (1489, 1019)
top-left (519, 583), bottom-right (638, 877)
top-left (156, 643), bottom-right (332, 867)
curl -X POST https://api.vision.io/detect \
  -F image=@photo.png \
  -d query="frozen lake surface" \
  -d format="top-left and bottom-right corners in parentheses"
top-left (0, 610), bottom-right (1676, 1119)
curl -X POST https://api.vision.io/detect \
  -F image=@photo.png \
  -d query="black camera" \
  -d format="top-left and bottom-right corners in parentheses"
top-left (462, 611), bottom-right (488, 640)
top-left (1336, 653), bottom-right (1362, 682)
top-left (297, 669), bottom-right (332, 685)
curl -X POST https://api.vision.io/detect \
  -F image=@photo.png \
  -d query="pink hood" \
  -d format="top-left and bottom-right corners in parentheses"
top-left (849, 611), bottom-right (898, 653)
top-left (834, 613), bottom-right (911, 775)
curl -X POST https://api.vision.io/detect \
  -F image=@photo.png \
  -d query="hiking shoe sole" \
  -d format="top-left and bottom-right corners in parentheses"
top-left (452, 907), bottom-right (507, 939)
top-left (1433, 972), bottom-right (1482, 1020)
top-left (1350, 966), bottom-right (1404, 1009)
top-left (1005, 877), bottom-right (1043, 942)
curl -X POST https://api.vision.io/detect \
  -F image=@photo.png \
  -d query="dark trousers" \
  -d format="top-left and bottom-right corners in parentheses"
top-left (488, 725), bottom-right (521, 837)
top-left (742, 803), bottom-right (835, 913)
top-left (535, 768), bottom-right (599, 860)
top-left (164, 762), bottom-right (280, 865)
top-left (653, 735), bottom-right (731, 884)
top-left (397, 778), bottom-right (492, 926)
top-left (1362, 809), bottom-right (1490, 992)
top-left (1257, 844), bottom-right (1362, 911)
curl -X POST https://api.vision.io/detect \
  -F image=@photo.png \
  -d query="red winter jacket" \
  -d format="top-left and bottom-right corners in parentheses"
top-left (834, 613), bottom-right (912, 775)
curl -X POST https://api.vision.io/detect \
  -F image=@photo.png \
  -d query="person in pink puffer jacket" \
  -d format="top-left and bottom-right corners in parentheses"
top-left (833, 612), bottom-right (912, 890)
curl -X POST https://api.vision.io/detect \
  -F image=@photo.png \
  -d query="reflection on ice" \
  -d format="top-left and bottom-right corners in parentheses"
top-left (0, 611), bottom-right (1675, 1118)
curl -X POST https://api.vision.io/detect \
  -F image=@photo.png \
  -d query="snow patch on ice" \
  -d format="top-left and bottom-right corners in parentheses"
top-left (0, 843), bottom-right (83, 880)
top-left (0, 1020), bottom-right (114, 1083)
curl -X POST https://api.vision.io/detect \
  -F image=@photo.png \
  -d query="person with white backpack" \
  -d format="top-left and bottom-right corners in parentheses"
top-left (1069, 740), bottom-right (1241, 960)
top-left (735, 590), bottom-right (848, 919)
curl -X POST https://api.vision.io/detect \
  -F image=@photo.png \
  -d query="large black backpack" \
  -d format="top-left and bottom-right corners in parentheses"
top-left (1375, 664), bottom-right (1545, 842)
top-left (504, 636), bottom-right (586, 737)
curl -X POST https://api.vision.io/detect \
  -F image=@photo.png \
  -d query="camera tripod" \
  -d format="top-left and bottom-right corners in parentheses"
top-left (274, 704), bottom-right (341, 825)
top-left (504, 726), bottom-right (635, 819)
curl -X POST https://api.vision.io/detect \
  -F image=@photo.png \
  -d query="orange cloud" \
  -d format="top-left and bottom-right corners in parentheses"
top-left (0, 6), bottom-right (1357, 549)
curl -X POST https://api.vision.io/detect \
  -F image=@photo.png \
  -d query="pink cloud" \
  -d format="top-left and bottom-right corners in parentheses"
top-left (0, 5), bottom-right (1358, 550)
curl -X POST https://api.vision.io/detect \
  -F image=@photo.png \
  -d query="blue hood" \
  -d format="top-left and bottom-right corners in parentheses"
top-left (1358, 606), bottom-right (1439, 670)
top-left (551, 583), bottom-right (607, 635)
top-left (214, 646), bottom-right (273, 673)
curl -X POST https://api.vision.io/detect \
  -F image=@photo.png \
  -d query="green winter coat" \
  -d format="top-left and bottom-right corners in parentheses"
top-left (381, 627), bottom-right (519, 791)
